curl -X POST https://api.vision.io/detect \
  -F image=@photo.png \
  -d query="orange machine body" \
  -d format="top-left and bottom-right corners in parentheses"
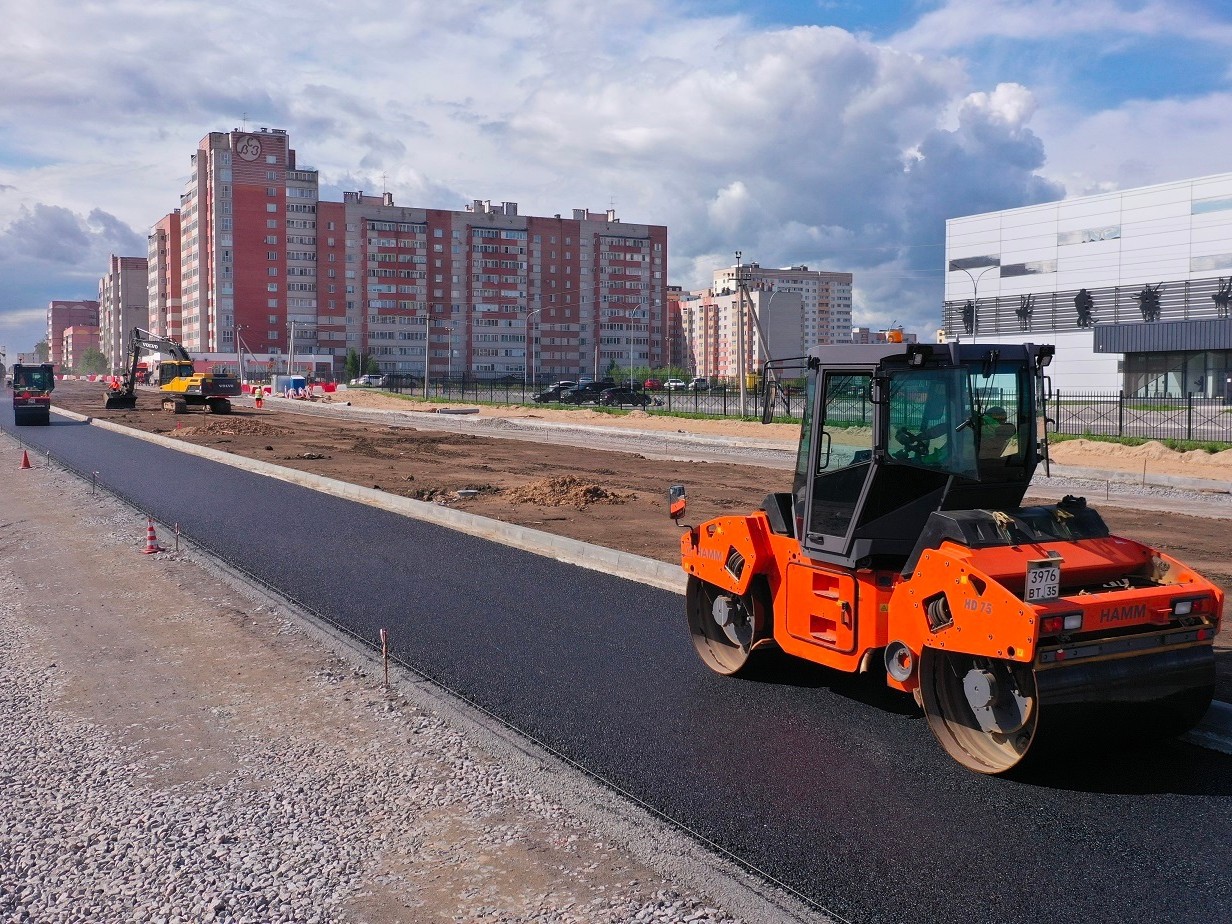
top-left (680, 511), bottom-right (1223, 690)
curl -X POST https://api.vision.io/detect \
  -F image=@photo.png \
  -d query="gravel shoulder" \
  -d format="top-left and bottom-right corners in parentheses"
top-left (0, 453), bottom-right (788, 924)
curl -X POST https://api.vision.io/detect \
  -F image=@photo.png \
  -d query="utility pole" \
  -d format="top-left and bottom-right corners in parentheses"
top-left (524, 307), bottom-right (542, 388)
top-left (422, 314), bottom-right (430, 400)
top-left (735, 252), bottom-right (746, 412)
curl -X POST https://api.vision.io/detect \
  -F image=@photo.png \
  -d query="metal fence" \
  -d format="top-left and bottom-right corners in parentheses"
top-left (377, 375), bottom-right (808, 420)
top-left (368, 378), bottom-right (1232, 445)
top-left (1051, 390), bottom-right (1232, 443)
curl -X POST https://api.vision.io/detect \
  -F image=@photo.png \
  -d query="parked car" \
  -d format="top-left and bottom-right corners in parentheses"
top-left (643, 377), bottom-right (662, 391)
top-left (663, 378), bottom-right (687, 391)
top-left (689, 377), bottom-right (710, 391)
top-left (533, 382), bottom-right (576, 403)
top-left (560, 381), bottom-right (613, 404)
top-left (599, 387), bottom-right (652, 408)
top-left (349, 374), bottom-right (387, 387)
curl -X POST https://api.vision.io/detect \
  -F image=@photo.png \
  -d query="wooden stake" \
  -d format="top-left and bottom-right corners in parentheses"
top-left (380, 628), bottom-right (389, 689)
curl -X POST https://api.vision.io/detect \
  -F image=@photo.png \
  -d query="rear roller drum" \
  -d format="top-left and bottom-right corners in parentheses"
top-left (686, 577), bottom-right (770, 676)
top-left (920, 645), bottom-right (1216, 774)
top-left (919, 648), bottom-right (1039, 775)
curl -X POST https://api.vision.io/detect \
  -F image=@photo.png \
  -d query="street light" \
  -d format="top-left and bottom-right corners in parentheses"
top-left (524, 307), bottom-right (542, 388)
top-left (444, 320), bottom-right (456, 385)
top-left (952, 264), bottom-right (998, 337)
top-left (421, 313), bottom-right (431, 400)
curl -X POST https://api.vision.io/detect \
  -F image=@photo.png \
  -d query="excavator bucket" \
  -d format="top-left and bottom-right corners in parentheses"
top-left (104, 393), bottom-right (137, 410)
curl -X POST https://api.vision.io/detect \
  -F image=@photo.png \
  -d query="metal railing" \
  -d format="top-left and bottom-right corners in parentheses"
top-left (373, 375), bottom-right (808, 420)
top-left (344, 377), bottom-right (1232, 445)
top-left (1050, 390), bottom-right (1232, 443)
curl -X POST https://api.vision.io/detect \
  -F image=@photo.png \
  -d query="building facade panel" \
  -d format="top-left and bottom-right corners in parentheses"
top-left (945, 170), bottom-right (1232, 393)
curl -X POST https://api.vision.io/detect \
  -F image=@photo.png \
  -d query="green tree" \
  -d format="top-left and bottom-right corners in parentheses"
top-left (78, 347), bottom-right (107, 376)
top-left (364, 353), bottom-right (381, 374)
top-left (345, 348), bottom-right (360, 380)
top-left (34, 339), bottom-right (50, 362)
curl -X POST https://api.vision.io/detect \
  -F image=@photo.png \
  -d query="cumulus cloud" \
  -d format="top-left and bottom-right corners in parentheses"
top-left (0, 0), bottom-right (1091, 346)
top-left (0, 204), bottom-right (143, 266)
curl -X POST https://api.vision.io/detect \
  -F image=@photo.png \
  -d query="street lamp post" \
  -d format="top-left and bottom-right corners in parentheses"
top-left (421, 314), bottom-right (431, 400)
top-left (735, 252), bottom-right (748, 412)
top-left (953, 264), bottom-right (998, 337)
top-left (524, 307), bottom-right (542, 389)
top-left (446, 321), bottom-right (454, 382)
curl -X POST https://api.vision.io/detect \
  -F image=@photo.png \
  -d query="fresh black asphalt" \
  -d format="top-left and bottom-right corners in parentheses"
top-left (5, 407), bottom-right (1232, 924)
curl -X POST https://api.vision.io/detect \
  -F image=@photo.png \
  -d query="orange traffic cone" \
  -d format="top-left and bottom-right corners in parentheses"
top-left (19, 450), bottom-right (31, 470)
top-left (142, 518), bottom-right (163, 554)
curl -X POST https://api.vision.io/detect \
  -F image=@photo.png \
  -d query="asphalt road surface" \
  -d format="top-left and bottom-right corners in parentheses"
top-left (6, 405), bottom-right (1232, 924)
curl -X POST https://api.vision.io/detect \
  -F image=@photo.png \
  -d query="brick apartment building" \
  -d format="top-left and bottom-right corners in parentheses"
top-left (46, 299), bottom-right (99, 367)
top-left (679, 262), bottom-right (853, 381)
top-left (160, 127), bottom-right (669, 382)
top-left (147, 211), bottom-right (182, 341)
top-left (97, 255), bottom-right (149, 371)
top-left (61, 324), bottom-right (101, 371)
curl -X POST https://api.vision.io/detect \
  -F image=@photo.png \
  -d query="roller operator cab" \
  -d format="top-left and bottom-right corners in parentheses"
top-left (11, 363), bottom-right (56, 426)
top-left (677, 342), bottom-right (1223, 774)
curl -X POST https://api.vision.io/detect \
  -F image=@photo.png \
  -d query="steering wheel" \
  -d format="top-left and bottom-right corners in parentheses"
top-left (895, 427), bottom-right (930, 459)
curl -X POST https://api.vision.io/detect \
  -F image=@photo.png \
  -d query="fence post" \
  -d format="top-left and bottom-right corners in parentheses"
top-left (1118, 390), bottom-right (1124, 437)
top-left (1187, 392), bottom-right (1194, 442)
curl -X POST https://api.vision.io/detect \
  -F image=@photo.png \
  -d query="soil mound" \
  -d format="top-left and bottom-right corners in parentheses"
top-left (170, 419), bottom-right (290, 438)
top-left (505, 476), bottom-right (634, 509)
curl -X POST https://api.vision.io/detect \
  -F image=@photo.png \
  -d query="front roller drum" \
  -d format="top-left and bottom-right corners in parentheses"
top-left (686, 576), bottom-right (771, 676)
top-left (919, 645), bottom-right (1215, 775)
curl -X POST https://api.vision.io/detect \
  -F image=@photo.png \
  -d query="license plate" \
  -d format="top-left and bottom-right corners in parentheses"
top-left (1025, 559), bottom-right (1061, 602)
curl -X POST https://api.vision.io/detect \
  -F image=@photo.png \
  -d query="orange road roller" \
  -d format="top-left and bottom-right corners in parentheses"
top-left (676, 342), bottom-right (1222, 773)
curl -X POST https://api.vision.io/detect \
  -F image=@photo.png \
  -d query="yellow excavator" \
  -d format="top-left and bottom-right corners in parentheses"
top-left (104, 328), bottom-right (240, 414)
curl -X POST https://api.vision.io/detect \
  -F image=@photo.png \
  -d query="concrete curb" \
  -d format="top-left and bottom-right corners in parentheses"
top-left (50, 406), bottom-right (1232, 756)
top-left (1048, 462), bottom-right (1232, 494)
top-left (51, 407), bottom-right (687, 595)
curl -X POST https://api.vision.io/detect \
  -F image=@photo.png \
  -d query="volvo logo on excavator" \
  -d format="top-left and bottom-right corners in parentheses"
top-left (1099, 603), bottom-right (1147, 624)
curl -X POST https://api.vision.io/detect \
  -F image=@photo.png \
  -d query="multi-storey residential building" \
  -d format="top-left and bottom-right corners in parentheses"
top-left (178, 128), bottom-right (305, 362)
top-left (318, 194), bottom-right (666, 381)
top-left (170, 128), bottom-right (668, 381)
top-left (678, 261), bottom-right (851, 381)
top-left (61, 324), bottom-right (101, 371)
top-left (679, 287), bottom-right (804, 381)
top-left (147, 211), bottom-right (182, 341)
top-left (98, 256), bottom-right (149, 371)
top-left (713, 262), bottom-right (853, 347)
top-left (46, 299), bottom-right (99, 367)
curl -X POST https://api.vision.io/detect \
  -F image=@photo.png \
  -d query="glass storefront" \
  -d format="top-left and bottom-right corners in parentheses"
top-left (1123, 350), bottom-right (1232, 398)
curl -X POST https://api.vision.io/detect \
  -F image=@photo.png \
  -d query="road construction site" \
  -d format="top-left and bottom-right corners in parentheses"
top-left (5, 379), bottom-right (1232, 923)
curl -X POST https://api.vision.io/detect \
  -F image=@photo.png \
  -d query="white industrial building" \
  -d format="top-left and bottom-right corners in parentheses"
top-left (944, 172), bottom-right (1232, 395)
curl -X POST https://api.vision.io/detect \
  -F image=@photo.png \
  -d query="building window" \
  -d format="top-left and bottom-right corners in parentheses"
top-left (266, 204), bottom-right (277, 213)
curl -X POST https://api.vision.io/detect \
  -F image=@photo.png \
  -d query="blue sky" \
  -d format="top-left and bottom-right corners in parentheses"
top-left (3, 0), bottom-right (1232, 358)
